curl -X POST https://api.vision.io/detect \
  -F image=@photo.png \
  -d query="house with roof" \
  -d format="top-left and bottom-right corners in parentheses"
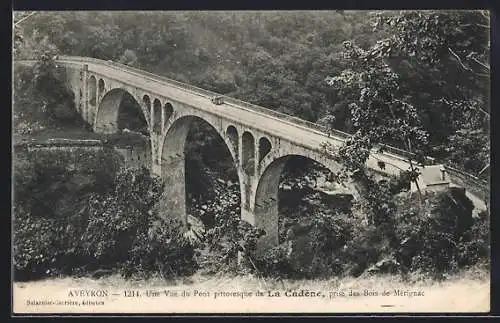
top-left (411, 164), bottom-right (450, 193)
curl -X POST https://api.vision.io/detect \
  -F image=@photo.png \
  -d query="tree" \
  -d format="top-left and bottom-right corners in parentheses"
top-left (324, 39), bottom-right (428, 201)
top-left (323, 10), bottom-right (490, 198)
top-left (82, 167), bottom-right (164, 264)
top-left (357, 11), bottom-right (489, 175)
top-left (118, 49), bottom-right (138, 66)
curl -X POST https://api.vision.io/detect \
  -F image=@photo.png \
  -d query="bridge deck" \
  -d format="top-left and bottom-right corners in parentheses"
top-left (63, 59), bottom-right (414, 171)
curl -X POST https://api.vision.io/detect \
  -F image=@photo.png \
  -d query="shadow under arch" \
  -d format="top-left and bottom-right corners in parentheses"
top-left (94, 88), bottom-right (149, 135)
top-left (159, 115), bottom-right (242, 226)
top-left (88, 75), bottom-right (97, 106)
top-left (253, 154), bottom-right (353, 252)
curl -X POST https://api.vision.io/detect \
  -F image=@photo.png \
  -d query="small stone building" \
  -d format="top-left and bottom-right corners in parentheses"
top-left (410, 164), bottom-right (450, 193)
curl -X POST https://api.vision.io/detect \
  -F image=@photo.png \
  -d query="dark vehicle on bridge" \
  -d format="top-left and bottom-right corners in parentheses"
top-left (211, 96), bottom-right (224, 105)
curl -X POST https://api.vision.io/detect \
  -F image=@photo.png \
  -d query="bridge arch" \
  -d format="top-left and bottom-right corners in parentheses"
top-left (159, 115), bottom-right (242, 224)
top-left (258, 136), bottom-right (272, 163)
top-left (242, 131), bottom-right (255, 176)
top-left (88, 75), bottom-right (97, 106)
top-left (163, 103), bottom-right (174, 129)
top-left (253, 154), bottom-right (347, 250)
top-left (226, 125), bottom-right (239, 159)
top-left (98, 78), bottom-right (105, 96)
top-left (142, 94), bottom-right (151, 108)
top-left (153, 98), bottom-right (162, 133)
top-left (94, 88), bottom-right (150, 135)
top-left (78, 89), bottom-right (83, 112)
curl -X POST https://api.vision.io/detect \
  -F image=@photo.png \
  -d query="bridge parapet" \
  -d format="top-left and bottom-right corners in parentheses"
top-left (60, 57), bottom-right (330, 130)
top-left (445, 165), bottom-right (490, 206)
top-left (56, 57), bottom-right (439, 163)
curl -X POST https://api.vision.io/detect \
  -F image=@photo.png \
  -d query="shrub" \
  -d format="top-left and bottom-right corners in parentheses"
top-left (198, 209), bottom-right (265, 275)
top-left (253, 178), bottom-right (489, 280)
top-left (123, 217), bottom-right (198, 279)
top-left (13, 204), bottom-right (64, 280)
top-left (253, 245), bottom-right (294, 278)
top-left (13, 202), bottom-right (90, 280)
top-left (13, 53), bottom-right (86, 136)
top-left (454, 211), bottom-right (490, 268)
top-left (393, 188), bottom-right (488, 276)
top-left (253, 211), bottom-right (355, 279)
top-left (81, 167), bottom-right (197, 279)
top-left (13, 147), bottom-right (122, 280)
top-left (13, 150), bottom-right (197, 280)
top-left (339, 222), bottom-right (395, 277)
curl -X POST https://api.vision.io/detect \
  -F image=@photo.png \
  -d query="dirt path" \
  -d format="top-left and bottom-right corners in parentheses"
top-left (13, 271), bottom-right (490, 314)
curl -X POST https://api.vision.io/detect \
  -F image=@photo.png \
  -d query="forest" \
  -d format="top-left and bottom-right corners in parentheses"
top-left (12, 11), bottom-right (490, 281)
top-left (14, 10), bottom-right (490, 176)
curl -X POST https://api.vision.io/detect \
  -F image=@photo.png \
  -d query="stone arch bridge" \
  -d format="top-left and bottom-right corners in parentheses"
top-left (15, 56), bottom-right (489, 251)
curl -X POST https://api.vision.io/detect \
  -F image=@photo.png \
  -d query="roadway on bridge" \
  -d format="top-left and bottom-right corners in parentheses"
top-left (63, 60), bottom-right (414, 174)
